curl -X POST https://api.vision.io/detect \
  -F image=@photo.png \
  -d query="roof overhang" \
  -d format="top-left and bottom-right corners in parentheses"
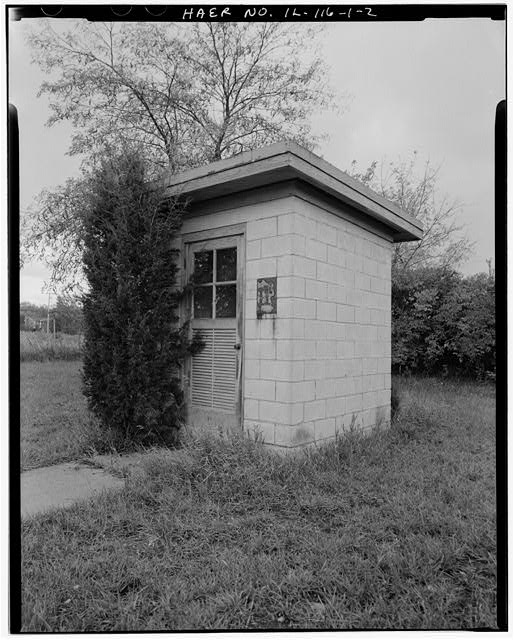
top-left (163, 141), bottom-right (423, 242)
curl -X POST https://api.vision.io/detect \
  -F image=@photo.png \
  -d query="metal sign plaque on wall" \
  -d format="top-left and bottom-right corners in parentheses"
top-left (256, 277), bottom-right (277, 318)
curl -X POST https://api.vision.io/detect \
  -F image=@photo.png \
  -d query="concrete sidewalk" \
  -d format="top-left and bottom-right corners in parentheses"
top-left (20, 449), bottom-right (180, 519)
top-left (21, 461), bottom-right (126, 518)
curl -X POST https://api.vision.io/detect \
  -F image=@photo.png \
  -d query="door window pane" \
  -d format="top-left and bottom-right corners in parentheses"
top-left (215, 284), bottom-right (237, 318)
top-left (194, 285), bottom-right (213, 318)
top-left (194, 251), bottom-right (213, 284)
top-left (216, 247), bottom-right (237, 282)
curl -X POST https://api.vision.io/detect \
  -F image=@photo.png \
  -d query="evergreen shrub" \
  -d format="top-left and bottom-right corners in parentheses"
top-left (82, 152), bottom-right (202, 446)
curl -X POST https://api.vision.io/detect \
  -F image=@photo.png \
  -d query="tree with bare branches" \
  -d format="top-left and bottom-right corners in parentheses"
top-left (24, 20), bottom-right (337, 292)
top-left (348, 154), bottom-right (473, 274)
top-left (30, 20), bottom-right (334, 173)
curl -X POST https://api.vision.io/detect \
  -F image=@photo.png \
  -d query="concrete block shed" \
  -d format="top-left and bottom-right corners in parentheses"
top-left (164, 142), bottom-right (423, 449)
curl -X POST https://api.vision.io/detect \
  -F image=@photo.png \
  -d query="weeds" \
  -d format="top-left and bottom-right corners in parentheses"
top-left (20, 332), bottom-right (83, 362)
top-left (21, 377), bottom-right (497, 631)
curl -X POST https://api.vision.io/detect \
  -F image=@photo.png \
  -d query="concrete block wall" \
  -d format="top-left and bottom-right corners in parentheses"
top-left (243, 198), bottom-right (393, 447)
top-left (181, 192), bottom-right (393, 448)
top-left (296, 199), bottom-right (392, 443)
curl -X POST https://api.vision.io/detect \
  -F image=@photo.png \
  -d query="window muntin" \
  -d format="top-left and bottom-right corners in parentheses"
top-left (193, 246), bottom-right (237, 319)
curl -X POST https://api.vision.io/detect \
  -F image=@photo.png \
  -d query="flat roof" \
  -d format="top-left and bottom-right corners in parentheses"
top-left (164, 141), bottom-right (423, 242)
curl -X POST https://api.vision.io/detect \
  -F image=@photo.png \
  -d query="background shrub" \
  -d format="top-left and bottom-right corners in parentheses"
top-left (392, 267), bottom-right (495, 379)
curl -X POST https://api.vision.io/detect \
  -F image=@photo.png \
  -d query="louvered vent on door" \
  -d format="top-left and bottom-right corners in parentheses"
top-left (192, 328), bottom-right (237, 412)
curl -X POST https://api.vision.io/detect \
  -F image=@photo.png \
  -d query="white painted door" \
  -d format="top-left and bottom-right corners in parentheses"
top-left (186, 235), bottom-right (244, 430)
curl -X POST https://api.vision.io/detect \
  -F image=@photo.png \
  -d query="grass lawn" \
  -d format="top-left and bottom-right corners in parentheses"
top-left (20, 361), bottom-right (99, 471)
top-left (20, 377), bottom-right (497, 631)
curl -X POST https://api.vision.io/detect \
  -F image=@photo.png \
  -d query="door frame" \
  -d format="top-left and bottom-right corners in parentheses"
top-left (181, 223), bottom-right (246, 429)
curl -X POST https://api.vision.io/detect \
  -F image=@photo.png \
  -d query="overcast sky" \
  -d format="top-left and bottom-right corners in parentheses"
top-left (9, 15), bottom-right (505, 305)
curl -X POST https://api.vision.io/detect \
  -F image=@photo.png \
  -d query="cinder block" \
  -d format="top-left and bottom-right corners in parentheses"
top-left (362, 390), bottom-right (382, 409)
top-left (345, 324), bottom-right (363, 341)
top-left (377, 326), bottom-right (391, 341)
top-left (246, 278), bottom-right (257, 300)
top-left (347, 359), bottom-right (363, 376)
top-left (327, 245), bottom-right (345, 267)
top-left (246, 239), bottom-right (261, 260)
top-left (304, 319), bottom-right (327, 339)
top-left (346, 393), bottom-right (363, 414)
top-left (335, 412), bottom-right (362, 434)
top-left (245, 379), bottom-right (276, 401)
top-left (305, 279), bottom-right (328, 300)
top-left (277, 276), bottom-right (305, 298)
top-left (276, 380), bottom-right (315, 403)
top-left (246, 257), bottom-right (277, 280)
top-left (327, 283), bottom-right (346, 304)
top-left (291, 424), bottom-right (316, 446)
top-left (277, 339), bottom-right (316, 361)
top-left (277, 212), bottom-right (296, 236)
top-left (317, 262), bottom-right (344, 284)
top-left (355, 273), bottom-right (371, 292)
top-left (278, 298), bottom-right (316, 320)
top-left (346, 289), bottom-right (365, 307)
top-left (337, 375), bottom-right (361, 396)
top-left (355, 307), bottom-right (371, 324)
top-left (315, 378), bottom-right (337, 399)
top-left (261, 235), bottom-right (290, 258)
top-left (264, 359), bottom-right (305, 381)
top-left (371, 242), bottom-right (390, 263)
top-left (245, 320), bottom-right (260, 340)
top-left (325, 396), bottom-right (346, 418)
top-left (277, 254), bottom-right (294, 277)
top-left (326, 359), bottom-right (351, 379)
top-left (354, 341), bottom-right (374, 357)
top-left (304, 399), bottom-right (326, 422)
top-left (247, 217), bottom-right (277, 240)
top-left (245, 358), bottom-right (261, 378)
top-left (315, 417), bottom-right (336, 441)
top-left (337, 304), bottom-right (355, 323)
top-left (306, 238), bottom-right (327, 262)
top-left (377, 357), bottom-right (390, 374)
top-left (304, 360), bottom-right (325, 380)
top-left (259, 401), bottom-right (302, 425)
top-left (376, 389), bottom-right (392, 406)
top-left (277, 255), bottom-right (316, 279)
top-left (362, 374), bottom-right (382, 393)
top-left (337, 228), bottom-right (354, 250)
top-left (370, 340), bottom-right (388, 357)
top-left (370, 309), bottom-right (385, 325)
top-left (273, 424), bottom-right (295, 447)
top-left (316, 221), bottom-right (338, 246)
top-left (244, 399), bottom-right (260, 420)
top-left (326, 322), bottom-right (346, 340)
top-left (336, 341), bottom-right (355, 358)
top-left (261, 233), bottom-right (305, 257)
top-left (279, 213), bottom-right (316, 239)
top-left (262, 318), bottom-right (303, 340)
top-left (362, 257), bottom-right (379, 276)
top-left (245, 340), bottom-right (276, 360)
top-left (316, 301), bottom-right (336, 321)
top-left (341, 268), bottom-right (355, 288)
top-left (316, 341), bottom-right (337, 360)
top-left (294, 256), bottom-right (317, 279)
top-left (370, 276), bottom-right (387, 294)
top-left (362, 358), bottom-right (379, 375)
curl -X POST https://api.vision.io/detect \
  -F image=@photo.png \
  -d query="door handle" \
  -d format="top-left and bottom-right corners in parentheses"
top-left (234, 343), bottom-right (241, 350)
